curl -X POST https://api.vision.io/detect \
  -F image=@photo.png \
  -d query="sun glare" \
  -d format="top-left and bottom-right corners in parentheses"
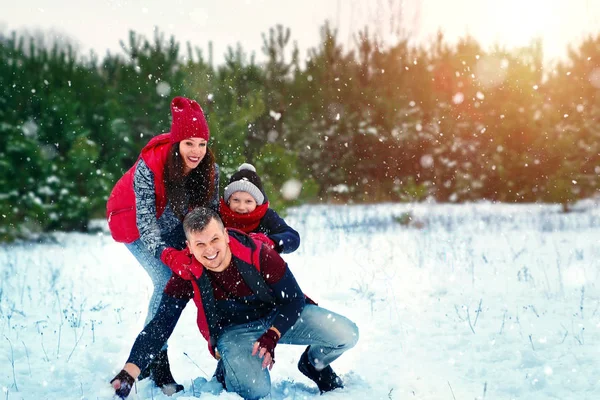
top-left (412, 0), bottom-right (599, 63)
top-left (485, 0), bottom-right (558, 49)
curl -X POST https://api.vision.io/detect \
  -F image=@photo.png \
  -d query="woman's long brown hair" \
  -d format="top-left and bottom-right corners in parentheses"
top-left (164, 143), bottom-right (216, 220)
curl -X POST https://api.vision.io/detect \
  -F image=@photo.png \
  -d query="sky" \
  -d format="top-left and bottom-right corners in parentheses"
top-left (3, 0), bottom-right (600, 65)
top-left (1, 201), bottom-right (599, 399)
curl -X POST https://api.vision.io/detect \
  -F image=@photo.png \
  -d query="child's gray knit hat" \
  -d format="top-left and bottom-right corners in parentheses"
top-left (224, 163), bottom-right (265, 205)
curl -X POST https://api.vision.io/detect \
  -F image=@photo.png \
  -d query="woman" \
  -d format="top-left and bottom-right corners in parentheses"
top-left (106, 96), bottom-right (219, 394)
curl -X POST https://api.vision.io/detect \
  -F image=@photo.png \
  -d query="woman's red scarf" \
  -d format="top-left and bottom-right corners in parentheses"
top-left (219, 198), bottom-right (269, 232)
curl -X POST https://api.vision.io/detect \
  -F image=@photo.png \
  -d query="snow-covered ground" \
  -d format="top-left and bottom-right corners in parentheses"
top-left (1, 202), bottom-right (599, 400)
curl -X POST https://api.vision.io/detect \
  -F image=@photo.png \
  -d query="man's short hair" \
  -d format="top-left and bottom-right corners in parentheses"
top-left (183, 207), bottom-right (224, 237)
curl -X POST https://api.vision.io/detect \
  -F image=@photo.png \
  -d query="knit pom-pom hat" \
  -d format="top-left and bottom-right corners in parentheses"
top-left (169, 96), bottom-right (210, 143)
top-left (223, 163), bottom-right (265, 205)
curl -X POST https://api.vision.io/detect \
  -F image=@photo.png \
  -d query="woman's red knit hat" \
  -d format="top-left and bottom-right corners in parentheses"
top-left (170, 96), bottom-right (210, 143)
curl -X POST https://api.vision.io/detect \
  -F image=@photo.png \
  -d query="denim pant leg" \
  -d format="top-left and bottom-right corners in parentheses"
top-left (278, 304), bottom-right (359, 370)
top-left (124, 239), bottom-right (173, 326)
top-left (217, 320), bottom-right (272, 400)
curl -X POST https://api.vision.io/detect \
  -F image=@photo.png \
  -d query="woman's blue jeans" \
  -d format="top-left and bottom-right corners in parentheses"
top-left (217, 304), bottom-right (359, 400)
top-left (125, 239), bottom-right (176, 349)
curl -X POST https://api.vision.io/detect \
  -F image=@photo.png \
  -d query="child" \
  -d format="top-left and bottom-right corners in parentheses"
top-left (219, 163), bottom-right (300, 254)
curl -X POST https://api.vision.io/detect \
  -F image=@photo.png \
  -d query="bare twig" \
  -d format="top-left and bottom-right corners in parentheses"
top-left (540, 259), bottom-right (552, 299)
top-left (512, 248), bottom-right (525, 261)
top-left (574, 329), bottom-right (584, 345)
top-left (499, 311), bottom-right (507, 335)
top-left (559, 327), bottom-right (569, 344)
top-left (528, 334), bottom-right (535, 351)
top-left (529, 305), bottom-right (539, 318)
top-left (515, 308), bottom-right (524, 338)
top-left (5, 336), bottom-right (18, 390)
top-left (57, 324), bottom-right (62, 358)
top-left (66, 328), bottom-right (85, 362)
top-left (466, 307), bottom-right (476, 334)
top-left (55, 291), bottom-right (63, 358)
top-left (473, 299), bottom-right (483, 327)
top-left (447, 381), bottom-right (456, 400)
top-left (555, 244), bottom-right (564, 296)
top-left (591, 299), bottom-right (600, 318)
top-left (40, 332), bottom-right (50, 362)
top-left (183, 352), bottom-right (209, 378)
top-left (5, 304), bottom-right (13, 330)
top-left (22, 340), bottom-right (32, 377)
top-left (571, 320), bottom-right (585, 345)
top-left (454, 305), bottom-right (465, 322)
top-left (579, 286), bottom-right (585, 319)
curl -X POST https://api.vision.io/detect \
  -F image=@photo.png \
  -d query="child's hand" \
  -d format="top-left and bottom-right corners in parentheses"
top-left (249, 233), bottom-right (276, 250)
top-left (160, 248), bottom-right (194, 279)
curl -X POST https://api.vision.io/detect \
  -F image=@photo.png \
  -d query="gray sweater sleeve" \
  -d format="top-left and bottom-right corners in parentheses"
top-left (133, 159), bottom-right (167, 258)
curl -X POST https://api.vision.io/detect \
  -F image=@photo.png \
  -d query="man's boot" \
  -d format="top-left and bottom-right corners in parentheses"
top-left (148, 349), bottom-right (185, 395)
top-left (297, 346), bottom-right (344, 393)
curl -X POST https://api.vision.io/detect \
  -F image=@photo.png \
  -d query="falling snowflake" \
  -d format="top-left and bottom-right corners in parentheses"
top-left (156, 81), bottom-right (171, 97)
top-left (420, 154), bottom-right (434, 169)
top-left (267, 130), bottom-right (279, 142)
top-left (281, 179), bottom-right (302, 200)
top-left (452, 93), bottom-right (465, 105)
top-left (588, 68), bottom-right (600, 89)
top-left (22, 119), bottom-right (39, 138)
top-left (269, 110), bottom-right (282, 121)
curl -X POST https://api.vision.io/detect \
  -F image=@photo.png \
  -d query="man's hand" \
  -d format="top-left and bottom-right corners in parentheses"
top-left (251, 328), bottom-right (280, 370)
top-left (110, 369), bottom-right (135, 399)
top-left (249, 233), bottom-right (276, 250)
top-left (161, 247), bottom-right (194, 278)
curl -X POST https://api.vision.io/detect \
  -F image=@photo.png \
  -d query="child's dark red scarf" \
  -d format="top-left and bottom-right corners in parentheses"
top-left (219, 198), bottom-right (269, 232)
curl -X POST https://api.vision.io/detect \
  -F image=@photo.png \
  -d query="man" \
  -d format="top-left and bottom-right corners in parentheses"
top-left (111, 207), bottom-right (359, 400)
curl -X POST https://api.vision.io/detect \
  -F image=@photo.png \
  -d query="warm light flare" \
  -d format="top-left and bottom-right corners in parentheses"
top-left (475, 56), bottom-right (508, 88)
top-left (485, 0), bottom-right (557, 49)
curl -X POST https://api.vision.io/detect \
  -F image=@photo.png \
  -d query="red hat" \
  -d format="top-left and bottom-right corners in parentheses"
top-left (169, 96), bottom-right (210, 143)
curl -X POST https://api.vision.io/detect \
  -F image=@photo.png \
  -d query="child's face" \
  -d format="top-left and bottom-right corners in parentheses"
top-left (228, 191), bottom-right (257, 214)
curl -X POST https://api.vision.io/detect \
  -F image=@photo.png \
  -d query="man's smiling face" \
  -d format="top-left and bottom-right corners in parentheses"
top-left (186, 218), bottom-right (232, 272)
